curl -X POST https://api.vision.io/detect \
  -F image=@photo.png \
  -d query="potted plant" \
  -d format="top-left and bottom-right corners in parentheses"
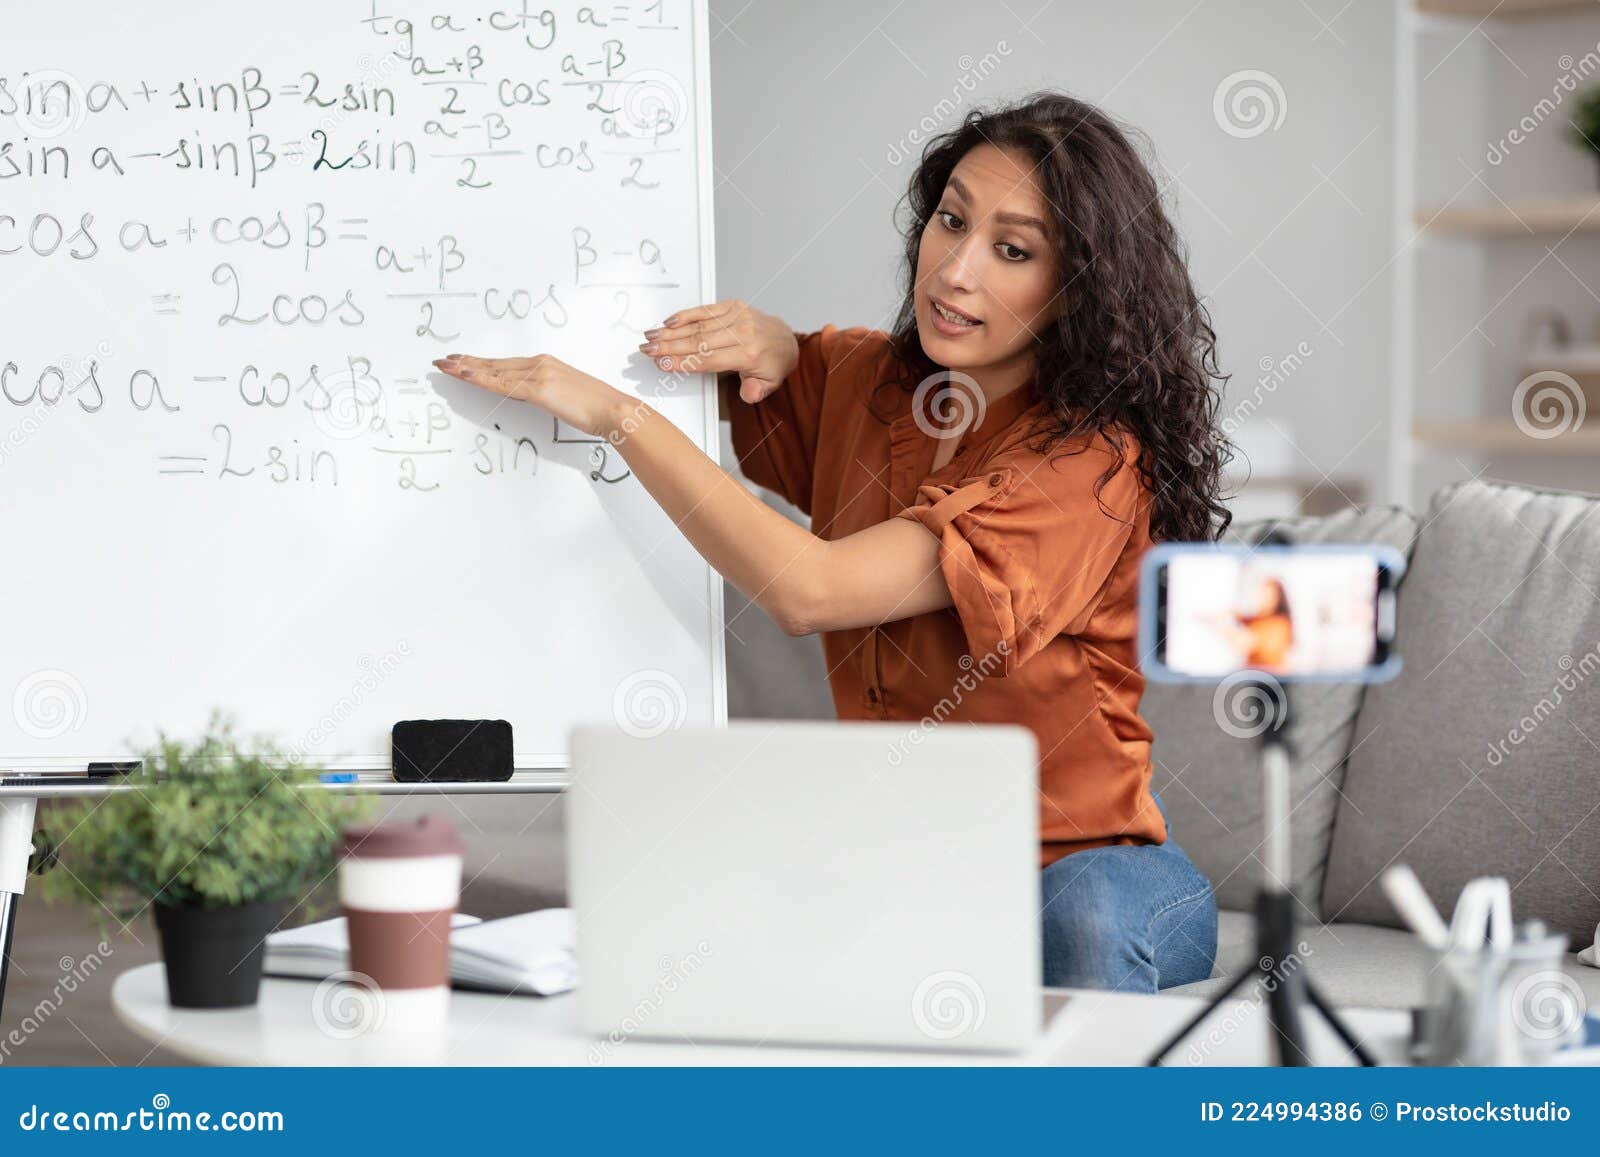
top-left (1566, 86), bottom-right (1600, 188)
top-left (45, 713), bottom-right (369, 1009)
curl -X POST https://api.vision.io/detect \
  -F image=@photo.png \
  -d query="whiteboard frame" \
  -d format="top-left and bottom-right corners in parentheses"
top-left (689, 0), bottom-right (729, 740)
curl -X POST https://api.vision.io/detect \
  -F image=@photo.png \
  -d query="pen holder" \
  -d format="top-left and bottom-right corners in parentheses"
top-left (1412, 929), bottom-right (1582, 1065)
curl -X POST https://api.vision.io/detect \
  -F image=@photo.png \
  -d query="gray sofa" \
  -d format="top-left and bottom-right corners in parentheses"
top-left (1148, 477), bottom-right (1600, 1009)
top-left (426, 476), bottom-right (1600, 1011)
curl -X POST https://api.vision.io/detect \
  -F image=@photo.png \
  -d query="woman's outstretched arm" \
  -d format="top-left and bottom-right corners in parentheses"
top-left (431, 350), bottom-right (952, 636)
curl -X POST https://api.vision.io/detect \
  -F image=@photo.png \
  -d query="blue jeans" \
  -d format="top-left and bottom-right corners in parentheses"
top-left (1039, 796), bottom-right (1217, 992)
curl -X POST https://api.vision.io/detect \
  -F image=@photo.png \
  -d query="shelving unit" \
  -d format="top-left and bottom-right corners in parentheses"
top-left (1389, 0), bottom-right (1600, 507)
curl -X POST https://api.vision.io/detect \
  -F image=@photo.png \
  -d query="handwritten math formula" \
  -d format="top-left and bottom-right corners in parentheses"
top-left (0, 0), bottom-right (709, 494)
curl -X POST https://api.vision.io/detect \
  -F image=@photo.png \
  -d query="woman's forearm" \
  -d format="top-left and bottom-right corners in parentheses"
top-left (429, 351), bottom-right (951, 634)
top-left (603, 395), bottom-right (827, 635)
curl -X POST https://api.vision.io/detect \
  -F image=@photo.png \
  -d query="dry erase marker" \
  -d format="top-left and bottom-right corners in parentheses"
top-left (319, 772), bottom-right (358, 784)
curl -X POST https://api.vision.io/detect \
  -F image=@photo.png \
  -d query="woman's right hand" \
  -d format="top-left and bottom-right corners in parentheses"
top-left (640, 299), bottom-right (799, 404)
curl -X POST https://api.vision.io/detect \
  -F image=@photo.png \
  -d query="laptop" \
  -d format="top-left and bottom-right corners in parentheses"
top-left (567, 720), bottom-right (1043, 1053)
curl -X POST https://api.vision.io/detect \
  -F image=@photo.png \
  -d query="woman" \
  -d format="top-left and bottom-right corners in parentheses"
top-left (1235, 577), bottom-right (1295, 671)
top-left (433, 91), bottom-right (1233, 992)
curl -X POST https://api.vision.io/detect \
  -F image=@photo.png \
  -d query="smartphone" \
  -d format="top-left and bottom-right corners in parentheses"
top-left (1138, 542), bottom-right (1405, 683)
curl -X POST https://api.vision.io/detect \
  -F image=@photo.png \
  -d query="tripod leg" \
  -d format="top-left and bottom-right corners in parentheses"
top-left (1267, 965), bottom-right (1311, 1066)
top-left (1303, 979), bottom-right (1378, 1066)
top-left (1146, 967), bottom-right (1256, 1066)
top-left (1253, 888), bottom-right (1316, 1066)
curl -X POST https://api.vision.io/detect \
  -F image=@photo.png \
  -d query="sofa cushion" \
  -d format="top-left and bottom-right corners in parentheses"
top-left (1165, 910), bottom-right (1600, 1013)
top-left (1321, 479), bottom-right (1600, 948)
top-left (1144, 504), bottom-right (1421, 912)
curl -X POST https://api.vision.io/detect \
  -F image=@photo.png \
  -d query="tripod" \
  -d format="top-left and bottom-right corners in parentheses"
top-left (1148, 675), bottom-right (1376, 1067)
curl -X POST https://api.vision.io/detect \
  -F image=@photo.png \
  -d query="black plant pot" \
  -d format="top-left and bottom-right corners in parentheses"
top-left (152, 900), bottom-right (281, 1009)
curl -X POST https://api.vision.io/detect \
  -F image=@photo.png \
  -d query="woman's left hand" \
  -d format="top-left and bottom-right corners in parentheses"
top-left (432, 353), bottom-right (630, 438)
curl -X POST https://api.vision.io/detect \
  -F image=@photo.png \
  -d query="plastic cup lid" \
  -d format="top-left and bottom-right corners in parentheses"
top-left (338, 812), bottom-right (465, 859)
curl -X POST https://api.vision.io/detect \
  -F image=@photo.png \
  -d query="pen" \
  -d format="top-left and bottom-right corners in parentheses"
top-left (1381, 864), bottom-right (1451, 949)
top-left (319, 772), bottom-right (359, 784)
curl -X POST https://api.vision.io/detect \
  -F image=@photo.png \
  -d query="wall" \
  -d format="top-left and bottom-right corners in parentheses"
top-left (708, 0), bottom-right (1398, 719)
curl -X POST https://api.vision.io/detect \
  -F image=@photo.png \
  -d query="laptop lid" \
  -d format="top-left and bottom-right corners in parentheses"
top-left (568, 720), bottom-right (1041, 1053)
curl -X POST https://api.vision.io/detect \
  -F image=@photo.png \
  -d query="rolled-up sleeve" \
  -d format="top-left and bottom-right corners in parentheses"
top-left (894, 445), bottom-right (1143, 672)
top-left (724, 323), bottom-right (875, 516)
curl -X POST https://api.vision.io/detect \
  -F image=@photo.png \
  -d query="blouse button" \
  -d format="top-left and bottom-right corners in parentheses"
top-left (987, 473), bottom-right (1004, 487)
top-left (954, 446), bottom-right (966, 457)
top-left (865, 686), bottom-right (879, 705)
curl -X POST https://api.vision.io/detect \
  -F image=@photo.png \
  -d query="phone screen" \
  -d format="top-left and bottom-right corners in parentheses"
top-left (1157, 550), bottom-right (1392, 678)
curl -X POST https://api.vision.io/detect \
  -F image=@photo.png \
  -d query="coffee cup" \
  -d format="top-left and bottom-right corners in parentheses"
top-left (336, 813), bottom-right (464, 992)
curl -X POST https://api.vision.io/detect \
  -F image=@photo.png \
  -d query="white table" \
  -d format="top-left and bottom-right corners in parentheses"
top-left (111, 963), bottom-right (1414, 1066)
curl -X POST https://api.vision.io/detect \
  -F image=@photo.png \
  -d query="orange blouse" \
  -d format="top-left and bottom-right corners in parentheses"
top-left (724, 324), bottom-right (1165, 867)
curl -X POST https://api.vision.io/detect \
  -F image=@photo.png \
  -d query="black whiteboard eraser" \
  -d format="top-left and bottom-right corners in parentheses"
top-left (390, 719), bottom-right (514, 783)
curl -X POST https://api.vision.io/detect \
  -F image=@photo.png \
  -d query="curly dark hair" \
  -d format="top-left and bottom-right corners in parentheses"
top-left (880, 90), bottom-right (1234, 543)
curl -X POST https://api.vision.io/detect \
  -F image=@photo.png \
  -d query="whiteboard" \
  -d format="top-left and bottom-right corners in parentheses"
top-left (0, 0), bottom-right (725, 771)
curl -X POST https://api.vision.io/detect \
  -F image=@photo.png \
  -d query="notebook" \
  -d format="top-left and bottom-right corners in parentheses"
top-left (264, 909), bottom-right (577, 996)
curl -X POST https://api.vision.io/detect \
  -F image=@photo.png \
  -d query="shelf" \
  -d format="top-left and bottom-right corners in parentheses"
top-left (1223, 474), bottom-right (1366, 516)
top-left (1415, 196), bottom-right (1600, 236)
top-left (1225, 473), bottom-right (1358, 490)
top-left (1523, 345), bottom-right (1600, 374)
top-left (1413, 419), bottom-right (1600, 453)
top-left (1417, 0), bottom-right (1600, 18)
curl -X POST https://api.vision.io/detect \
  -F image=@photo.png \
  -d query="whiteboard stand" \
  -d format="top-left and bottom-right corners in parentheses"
top-left (0, 795), bottom-right (37, 1023)
top-left (1, 0), bottom-right (725, 1021)
top-left (0, 773), bottom-right (569, 1021)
